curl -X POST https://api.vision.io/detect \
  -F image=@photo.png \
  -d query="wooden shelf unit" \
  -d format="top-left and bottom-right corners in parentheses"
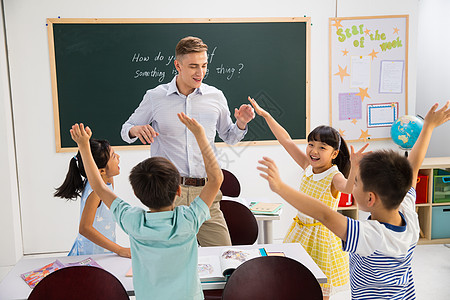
top-left (337, 157), bottom-right (450, 245)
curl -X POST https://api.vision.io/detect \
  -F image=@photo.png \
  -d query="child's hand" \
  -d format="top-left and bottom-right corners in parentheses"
top-left (257, 157), bottom-right (283, 193)
top-left (423, 100), bottom-right (450, 129)
top-left (350, 143), bottom-right (371, 167)
top-left (248, 96), bottom-right (269, 118)
top-left (117, 247), bottom-right (131, 259)
top-left (177, 112), bottom-right (205, 137)
top-left (70, 123), bottom-right (92, 147)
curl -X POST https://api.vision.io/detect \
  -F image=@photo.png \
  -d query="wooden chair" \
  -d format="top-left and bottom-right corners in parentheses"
top-left (28, 266), bottom-right (129, 300)
top-left (222, 256), bottom-right (323, 300)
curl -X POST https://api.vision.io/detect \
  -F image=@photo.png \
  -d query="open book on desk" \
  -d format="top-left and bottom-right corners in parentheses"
top-left (198, 248), bottom-right (267, 282)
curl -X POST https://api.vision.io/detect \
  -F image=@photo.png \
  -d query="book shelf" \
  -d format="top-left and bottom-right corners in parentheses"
top-left (337, 157), bottom-right (450, 245)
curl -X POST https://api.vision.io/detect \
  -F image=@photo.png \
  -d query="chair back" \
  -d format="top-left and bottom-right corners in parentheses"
top-left (220, 169), bottom-right (241, 197)
top-left (28, 266), bottom-right (129, 300)
top-left (220, 200), bottom-right (258, 245)
top-left (222, 256), bottom-right (323, 300)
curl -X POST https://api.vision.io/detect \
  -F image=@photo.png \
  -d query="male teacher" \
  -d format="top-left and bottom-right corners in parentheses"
top-left (121, 36), bottom-right (255, 246)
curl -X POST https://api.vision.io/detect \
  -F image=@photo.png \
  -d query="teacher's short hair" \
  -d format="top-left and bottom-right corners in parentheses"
top-left (176, 36), bottom-right (208, 59)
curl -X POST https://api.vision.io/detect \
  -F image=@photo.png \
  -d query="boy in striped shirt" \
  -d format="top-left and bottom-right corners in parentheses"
top-left (258, 101), bottom-right (450, 299)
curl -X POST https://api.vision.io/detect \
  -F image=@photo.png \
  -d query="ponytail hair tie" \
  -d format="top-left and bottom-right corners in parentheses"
top-left (73, 155), bottom-right (78, 161)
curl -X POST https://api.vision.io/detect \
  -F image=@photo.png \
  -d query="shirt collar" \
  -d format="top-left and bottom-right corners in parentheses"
top-left (166, 76), bottom-right (204, 97)
top-left (368, 211), bottom-right (407, 232)
top-left (304, 165), bottom-right (339, 181)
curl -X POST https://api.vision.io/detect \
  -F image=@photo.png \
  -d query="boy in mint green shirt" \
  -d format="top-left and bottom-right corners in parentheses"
top-left (70, 112), bottom-right (223, 299)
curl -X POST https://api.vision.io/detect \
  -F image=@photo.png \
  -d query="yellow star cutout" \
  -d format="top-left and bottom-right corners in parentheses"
top-left (339, 129), bottom-right (346, 137)
top-left (351, 119), bottom-right (358, 125)
top-left (368, 49), bottom-right (379, 60)
top-left (356, 87), bottom-right (371, 102)
top-left (334, 65), bottom-right (350, 83)
top-left (364, 28), bottom-right (371, 35)
top-left (342, 49), bottom-right (349, 56)
top-left (359, 129), bottom-right (371, 142)
top-left (393, 27), bottom-right (400, 34)
top-left (332, 19), bottom-right (343, 30)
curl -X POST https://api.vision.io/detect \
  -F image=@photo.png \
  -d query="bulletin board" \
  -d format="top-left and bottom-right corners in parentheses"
top-left (329, 15), bottom-right (408, 142)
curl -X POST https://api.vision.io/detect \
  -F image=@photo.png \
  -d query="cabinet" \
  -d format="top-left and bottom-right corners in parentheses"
top-left (337, 157), bottom-right (450, 245)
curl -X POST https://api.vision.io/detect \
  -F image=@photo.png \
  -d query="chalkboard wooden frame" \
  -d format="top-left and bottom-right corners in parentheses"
top-left (47, 18), bottom-right (310, 152)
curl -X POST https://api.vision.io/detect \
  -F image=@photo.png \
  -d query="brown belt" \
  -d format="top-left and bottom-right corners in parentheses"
top-left (181, 177), bottom-right (207, 187)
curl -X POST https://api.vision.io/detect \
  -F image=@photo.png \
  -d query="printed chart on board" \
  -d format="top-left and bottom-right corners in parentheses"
top-left (329, 15), bottom-right (408, 142)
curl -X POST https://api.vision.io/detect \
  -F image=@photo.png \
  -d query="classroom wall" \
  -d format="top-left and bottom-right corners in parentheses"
top-left (0, 3), bottom-right (23, 265)
top-left (416, 0), bottom-right (450, 157)
top-left (0, 0), bottom-right (421, 264)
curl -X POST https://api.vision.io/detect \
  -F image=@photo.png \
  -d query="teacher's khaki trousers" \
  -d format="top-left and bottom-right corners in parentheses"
top-left (175, 185), bottom-right (232, 247)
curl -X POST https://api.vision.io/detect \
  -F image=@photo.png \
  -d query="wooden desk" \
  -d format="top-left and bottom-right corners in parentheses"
top-left (0, 244), bottom-right (325, 299)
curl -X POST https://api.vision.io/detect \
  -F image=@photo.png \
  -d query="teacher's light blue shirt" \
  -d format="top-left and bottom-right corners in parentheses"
top-left (121, 76), bottom-right (247, 178)
top-left (111, 196), bottom-right (210, 300)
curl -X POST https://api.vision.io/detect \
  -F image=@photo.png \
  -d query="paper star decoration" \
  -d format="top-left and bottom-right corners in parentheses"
top-left (356, 87), bottom-right (371, 102)
top-left (339, 129), bottom-right (346, 137)
top-left (342, 49), bottom-right (349, 56)
top-left (334, 65), bottom-right (350, 83)
top-left (332, 19), bottom-right (343, 30)
top-left (368, 49), bottom-right (379, 60)
top-left (393, 27), bottom-right (400, 34)
top-left (351, 119), bottom-right (358, 125)
top-left (364, 28), bottom-right (371, 35)
top-left (359, 129), bottom-right (371, 142)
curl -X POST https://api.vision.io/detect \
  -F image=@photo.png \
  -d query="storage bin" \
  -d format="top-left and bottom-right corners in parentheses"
top-left (433, 169), bottom-right (450, 203)
top-left (338, 193), bottom-right (353, 207)
top-left (431, 206), bottom-right (450, 239)
top-left (415, 174), bottom-right (428, 204)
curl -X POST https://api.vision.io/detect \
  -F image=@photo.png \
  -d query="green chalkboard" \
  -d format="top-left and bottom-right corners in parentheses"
top-left (48, 18), bottom-right (310, 151)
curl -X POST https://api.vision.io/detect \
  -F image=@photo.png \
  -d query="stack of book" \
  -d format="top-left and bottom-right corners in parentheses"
top-left (249, 202), bottom-right (283, 216)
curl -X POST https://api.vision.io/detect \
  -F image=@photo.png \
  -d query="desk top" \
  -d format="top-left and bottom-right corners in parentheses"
top-left (0, 243), bottom-right (325, 299)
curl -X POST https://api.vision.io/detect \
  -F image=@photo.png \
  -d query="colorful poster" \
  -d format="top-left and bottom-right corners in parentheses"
top-left (329, 15), bottom-right (408, 141)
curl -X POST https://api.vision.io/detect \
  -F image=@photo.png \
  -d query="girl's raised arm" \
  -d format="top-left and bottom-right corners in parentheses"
top-left (249, 97), bottom-right (309, 169)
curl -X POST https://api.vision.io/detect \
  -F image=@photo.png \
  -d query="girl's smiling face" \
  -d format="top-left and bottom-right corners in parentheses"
top-left (306, 140), bottom-right (338, 173)
top-left (104, 148), bottom-right (120, 177)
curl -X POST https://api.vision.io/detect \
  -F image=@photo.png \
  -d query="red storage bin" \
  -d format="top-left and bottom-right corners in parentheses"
top-left (416, 174), bottom-right (428, 204)
top-left (339, 193), bottom-right (353, 207)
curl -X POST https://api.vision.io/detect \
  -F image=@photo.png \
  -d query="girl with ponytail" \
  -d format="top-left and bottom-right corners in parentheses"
top-left (55, 139), bottom-right (130, 258)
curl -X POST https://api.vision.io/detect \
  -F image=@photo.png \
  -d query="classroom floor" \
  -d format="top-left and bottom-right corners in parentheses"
top-left (1, 244), bottom-right (449, 299)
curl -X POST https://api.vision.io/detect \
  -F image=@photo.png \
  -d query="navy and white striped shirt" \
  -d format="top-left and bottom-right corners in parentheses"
top-left (121, 76), bottom-right (247, 178)
top-left (343, 188), bottom-right (419, 299)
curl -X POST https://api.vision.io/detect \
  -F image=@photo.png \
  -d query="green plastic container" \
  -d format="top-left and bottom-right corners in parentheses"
top-left (431, 206), bottom-right (450, 239)
top-left (433, 169), bottom-right (450, 203)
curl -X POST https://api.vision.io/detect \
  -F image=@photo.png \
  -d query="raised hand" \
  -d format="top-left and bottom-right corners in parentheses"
top-left (248, 96), bottom-right (269, 118)
top-left (423, 100), bottom-right (450, 130)
top-left (350, 143), bottom-right (371, 168)
top-left (177, 112), bottom-right (205, 137)
top-left (70, 123), bottom-right (92, 147)
top-left (257, 156), bottom-right (283, 194)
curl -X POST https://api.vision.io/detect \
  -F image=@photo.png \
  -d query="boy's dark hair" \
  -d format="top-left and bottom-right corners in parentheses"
top-left (308, 125), bottom-right (350, 177)
top-left (129, 157), bottom-right (181, 209)
top-left (54, 139), bottom-right (111, 200)
top-left (175, 36), bottom-right (208, 59)
top-left (359, 150), bottom-right (413, 210)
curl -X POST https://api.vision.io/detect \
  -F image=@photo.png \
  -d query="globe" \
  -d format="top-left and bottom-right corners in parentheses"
top-left (390, 115), bottom-right (424, 150)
